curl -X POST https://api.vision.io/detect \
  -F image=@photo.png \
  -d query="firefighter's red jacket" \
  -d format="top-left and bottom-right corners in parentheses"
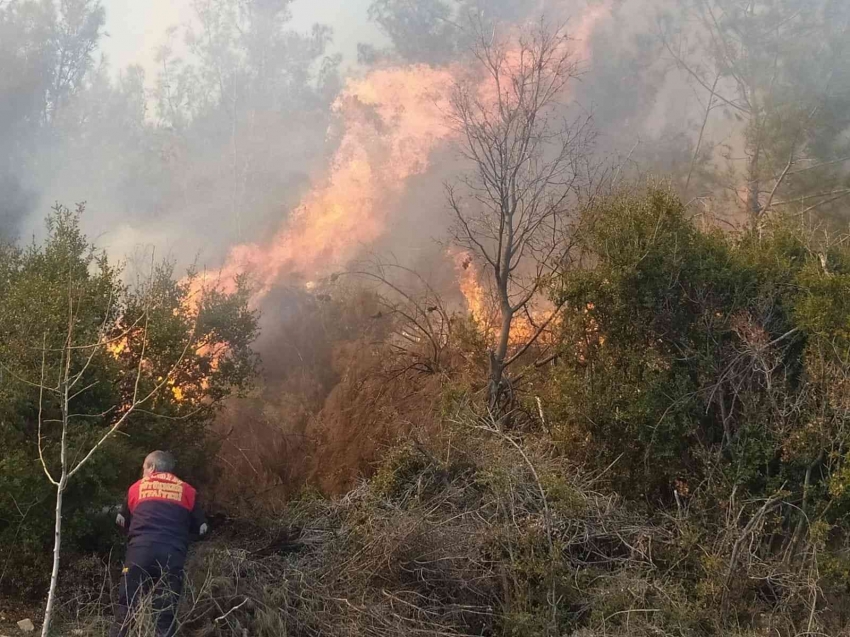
top-left (120, 472), bottom-right (206, 561)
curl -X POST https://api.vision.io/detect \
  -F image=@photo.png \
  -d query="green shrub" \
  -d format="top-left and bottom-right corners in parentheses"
top-left (547, 186), bottom-right (850, 530)
top-left (0, 205), bottom-right (259, 596)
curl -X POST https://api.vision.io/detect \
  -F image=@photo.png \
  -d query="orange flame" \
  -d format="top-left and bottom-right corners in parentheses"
top-left (107, 337), bottom-right (128, 358)
top-left (451, 247), bottom-right (557, 349)
top-left (451, 249), bottom-right (490, 324)
top-left (193, 3), bottom-right (610, 312)
top-left (200, 66), bottom-right (454, 301)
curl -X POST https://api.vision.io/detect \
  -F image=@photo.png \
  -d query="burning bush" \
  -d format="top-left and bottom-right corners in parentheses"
top-left (0, 206), bottom-right (259, 596)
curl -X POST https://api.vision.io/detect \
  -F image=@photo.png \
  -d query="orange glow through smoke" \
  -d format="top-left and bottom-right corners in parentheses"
top-left (192, 3), bottom-right (611, 321)
top-left (200, 66), bottom-right (454, 301)
top-left (451, 247), bottom-right (558, 349)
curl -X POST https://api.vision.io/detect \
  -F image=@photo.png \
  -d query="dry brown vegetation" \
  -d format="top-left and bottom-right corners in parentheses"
top-left (54, 417), bottom-right (849, 636)
top-left (209, 281), bottom-right (455, 512)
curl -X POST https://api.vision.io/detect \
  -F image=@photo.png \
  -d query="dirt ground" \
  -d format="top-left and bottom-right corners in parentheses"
top-left (0, 599), bottom-right (40, 635)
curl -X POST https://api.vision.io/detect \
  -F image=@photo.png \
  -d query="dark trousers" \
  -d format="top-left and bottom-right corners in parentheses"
top-left (110, 549), bottom-right (185, 637)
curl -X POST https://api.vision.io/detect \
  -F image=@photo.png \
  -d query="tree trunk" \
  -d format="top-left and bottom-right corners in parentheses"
top-left (41, 478), bottom-right (66, 637)
top-left (488, 351), bottom-right (505, 414)
top-left (747, 143), bottom-right (762, 229)
top-left (488, 302), bottom-right (514, 418)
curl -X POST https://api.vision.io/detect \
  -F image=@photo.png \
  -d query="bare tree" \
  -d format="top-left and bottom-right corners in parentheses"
top-left (25, 288), bottom-right (195, 637)
top-left (447, 20), bottom-right (594, 414)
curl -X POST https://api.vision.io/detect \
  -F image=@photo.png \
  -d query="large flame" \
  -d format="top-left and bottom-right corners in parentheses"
top-left (193, 4), bottom-right (610, 307)
top-left (451, 246), bottom-right (559, 350)
top-left (200, 66), bottom-right (454, 301)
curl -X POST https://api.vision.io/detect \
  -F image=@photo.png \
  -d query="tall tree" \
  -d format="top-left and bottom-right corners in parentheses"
top-left (45, 0), bottom-right (105, 122)
top-left (659, 0), bottom-right (850, 227)
top-left (0, 0), bottom-right (104, 234)
top-left (447, 22), bottom-right (594, 415)
top-left (145, 0), bottom-right (341, 245)
top-left (364, 0), bottom-right (531, 65)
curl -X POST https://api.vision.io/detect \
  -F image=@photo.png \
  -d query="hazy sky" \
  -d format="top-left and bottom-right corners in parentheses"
top-left (98, 0), bottom-right (385, 78)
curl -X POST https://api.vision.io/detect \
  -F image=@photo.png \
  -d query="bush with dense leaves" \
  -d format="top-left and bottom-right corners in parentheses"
top-left (545, 186), bottom-right (850, 561)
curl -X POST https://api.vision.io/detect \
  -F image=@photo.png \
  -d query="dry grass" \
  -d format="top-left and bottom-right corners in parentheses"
top-left (51, 410), bottom-right (850, 637)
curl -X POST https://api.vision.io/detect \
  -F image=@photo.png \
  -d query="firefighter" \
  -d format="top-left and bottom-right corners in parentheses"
top-left (110, 451), bottom-right (208, 637)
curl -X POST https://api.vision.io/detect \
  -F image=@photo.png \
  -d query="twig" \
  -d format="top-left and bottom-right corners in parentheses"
top-left (214, 597), bottom-right (249, 623)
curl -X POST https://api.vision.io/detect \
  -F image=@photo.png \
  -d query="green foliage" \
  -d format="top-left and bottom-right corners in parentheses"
top-left (547, 185), bottom-right (850, 525)
top-left (364, 0), bottom-right (531, 65)
top-left (659, 0), bottom-right (850, 221)
top-left (0, 205), bottom-right (258, 596)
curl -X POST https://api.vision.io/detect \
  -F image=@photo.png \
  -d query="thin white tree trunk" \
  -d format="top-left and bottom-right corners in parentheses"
top-left (35, 295), bottom-right (191, 636)
top-left (41, 478), bottom-right (65, 637)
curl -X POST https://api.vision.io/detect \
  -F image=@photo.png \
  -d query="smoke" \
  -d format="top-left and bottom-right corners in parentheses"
top-left (0, 0), bottom-right (623, 257)
top-left (5, 0), bottom-right (848, 259)
top-left (4, 0), bottom-right (846, 315)
top-left (208, 63), bottom-right (456, 300)
top-left (187, 1), bottom-right (611, 305)
top-left (3, 0), bottom-right (849, 492)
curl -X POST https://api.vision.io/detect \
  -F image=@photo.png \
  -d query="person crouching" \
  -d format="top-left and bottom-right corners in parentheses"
top-left (110, 451), bottom-right (207, 637)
